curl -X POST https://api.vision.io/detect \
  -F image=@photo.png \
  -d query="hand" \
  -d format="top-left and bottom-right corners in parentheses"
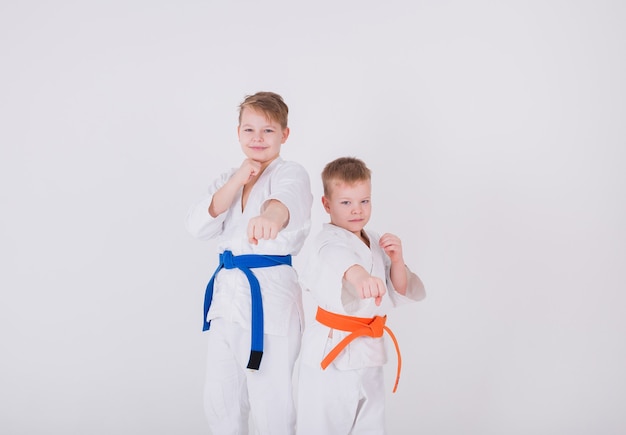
top-left (379, 233), bottom-right (404, 263)
top-left (247, 215), bottom-right (282, 245)
top-left (232, 159), bottom-right (262, 187)
top-left (247, 200), bottom-right (289, 245)
top-left (344, 265), bottom-right (386, 306)
top-left (208, 159), bottom-right (262, 217)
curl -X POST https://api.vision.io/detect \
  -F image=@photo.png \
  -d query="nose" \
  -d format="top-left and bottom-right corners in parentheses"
top-left (351, 204), bottom-right (362, 214)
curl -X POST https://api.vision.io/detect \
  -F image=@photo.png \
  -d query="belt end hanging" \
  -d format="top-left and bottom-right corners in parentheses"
top-left (247, 350), bottom-right (263, 370)
top-left (202, 320), bottom-right (211, 332)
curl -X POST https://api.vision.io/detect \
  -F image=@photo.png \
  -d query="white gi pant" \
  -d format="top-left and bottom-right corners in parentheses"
top-left (296, 359), bottom-right (386, 435)
top-left (204, 312), bottom-right (301, 435)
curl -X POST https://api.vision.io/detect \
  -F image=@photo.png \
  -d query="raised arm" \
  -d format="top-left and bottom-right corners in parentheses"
top-left (379, 233), bottom-right (407, 295)
top-left (209, 159), bottom-right (262, 217)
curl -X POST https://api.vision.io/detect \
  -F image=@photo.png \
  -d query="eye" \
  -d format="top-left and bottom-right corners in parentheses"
top-left (361, 199), bottom-right (370, 204)
top-left (243, 128), bottom-right (253, 132)
top-left (264, 129), bottom-right (275, 133)
top-left (340, 201), bottom-right (350, 205)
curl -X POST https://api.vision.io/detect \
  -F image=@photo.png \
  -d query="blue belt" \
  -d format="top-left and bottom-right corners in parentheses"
top-left (203, 250), bottom-right (292, 370)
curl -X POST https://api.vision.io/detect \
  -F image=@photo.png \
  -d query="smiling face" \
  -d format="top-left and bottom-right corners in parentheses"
top-left (322, 179), bottom-right (372, 237)
top-left (237, 107), bottom-right (290, 169)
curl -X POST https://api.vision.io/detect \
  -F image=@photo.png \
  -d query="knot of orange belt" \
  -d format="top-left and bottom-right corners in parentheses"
top-left (315, 306), bottom-right (403, 393)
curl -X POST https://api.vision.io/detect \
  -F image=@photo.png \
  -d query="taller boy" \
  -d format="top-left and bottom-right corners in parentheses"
top-left (186, 92), bottom-right (313, 435)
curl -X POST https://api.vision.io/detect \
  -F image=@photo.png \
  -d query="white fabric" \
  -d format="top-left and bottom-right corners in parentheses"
top-left (296, 223), bottom-right (425, 435)
top-left (186, 157), bottom-right (313, 336)
top-left (186, 157), bottom-right (312, 435)
top-left (205, 315), bottom-right (302, 435)
top-left (298, 223), bottom-right (424, 370)
top-left (296, 363), bottom-right (386, 435)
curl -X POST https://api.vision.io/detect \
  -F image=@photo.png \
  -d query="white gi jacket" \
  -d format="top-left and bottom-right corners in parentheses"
top-left (299, 223), bottom-right (425, 370)
top-left (186, 157), bottom-right (313, 336)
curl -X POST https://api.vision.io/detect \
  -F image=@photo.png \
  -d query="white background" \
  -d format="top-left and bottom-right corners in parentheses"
top-left (1, 1), bottom-right (625, 434)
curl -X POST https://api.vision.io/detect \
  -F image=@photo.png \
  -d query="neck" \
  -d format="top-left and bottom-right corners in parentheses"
top-left (353, 229), bottom-right (370, 247)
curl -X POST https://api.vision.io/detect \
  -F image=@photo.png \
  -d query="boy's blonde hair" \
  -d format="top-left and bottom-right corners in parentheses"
top-left (322, 156), bottom-right (372, 197)
top-left (238, 91), bottom-right (289, 129)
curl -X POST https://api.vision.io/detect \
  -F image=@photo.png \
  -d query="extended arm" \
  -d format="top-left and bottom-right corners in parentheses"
top-left (247, 199), bottom-right (289, 245)
top-left (344, 264), bottom-right (387, 306)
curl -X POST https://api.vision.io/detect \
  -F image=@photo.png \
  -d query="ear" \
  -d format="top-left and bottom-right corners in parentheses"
top-left (321, 195), bottom-right (331, 214)
top-left (281, 127), bottom-right (290, 143)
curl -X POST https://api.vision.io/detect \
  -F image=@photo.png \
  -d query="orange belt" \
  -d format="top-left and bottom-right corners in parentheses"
top-left (315, 306), bottom-right (403, 393)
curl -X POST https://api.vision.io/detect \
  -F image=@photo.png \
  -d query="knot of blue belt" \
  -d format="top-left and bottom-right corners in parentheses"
top-left (203, 250), bottom-right (292, 370)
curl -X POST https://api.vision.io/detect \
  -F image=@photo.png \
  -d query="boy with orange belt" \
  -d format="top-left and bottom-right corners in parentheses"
top-left (296, 157), bottom-right (426, 435)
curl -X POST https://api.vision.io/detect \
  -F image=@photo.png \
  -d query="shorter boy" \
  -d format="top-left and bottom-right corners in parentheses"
top-left (296, 156), bottom-right (426, 435)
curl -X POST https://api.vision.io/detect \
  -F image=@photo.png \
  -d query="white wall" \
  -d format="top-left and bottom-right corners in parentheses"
top-left (1, 1), bottom-right (625, 434)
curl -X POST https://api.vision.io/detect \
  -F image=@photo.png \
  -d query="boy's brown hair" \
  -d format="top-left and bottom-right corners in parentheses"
top-left (238, 91), bottom-right (289, 129)
top-left (322, 156), bottom-right (372, 197)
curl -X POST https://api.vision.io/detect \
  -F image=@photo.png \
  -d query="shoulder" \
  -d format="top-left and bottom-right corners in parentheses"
top-left (270, 159), bottom-right (310, 179)
top-left (318, 223), bottom-right (350, 238)
top-left (315, 224), bottom-right (355, 248)
top-left (209, 167), bottom-right (238, 188)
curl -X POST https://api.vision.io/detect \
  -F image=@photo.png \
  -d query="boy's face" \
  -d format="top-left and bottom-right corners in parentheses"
top-left (322, 179), bottom-right (372, 236)
top-left (238, 107), bottom-right (289, 167)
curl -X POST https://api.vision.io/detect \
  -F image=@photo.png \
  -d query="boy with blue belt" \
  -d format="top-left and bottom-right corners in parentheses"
top-left (186, 91), bottom-right (312, 435)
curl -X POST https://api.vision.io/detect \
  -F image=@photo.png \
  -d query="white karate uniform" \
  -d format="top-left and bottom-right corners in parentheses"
top-left (186, 157), bottom-right (312, 435)
top-left (296, 223), bottom-right (425, 435)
